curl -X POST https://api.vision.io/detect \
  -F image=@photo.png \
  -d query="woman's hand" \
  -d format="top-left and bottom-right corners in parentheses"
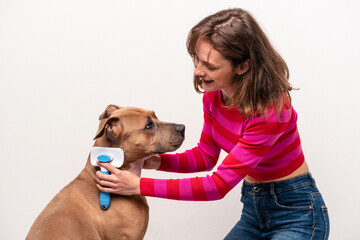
top-left (96, 162), bottom-right (140, 196)
top-left (143, 154), bottom-right (161, 170)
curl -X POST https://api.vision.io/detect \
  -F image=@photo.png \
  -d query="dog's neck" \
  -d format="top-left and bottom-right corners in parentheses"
top-left (125, 158), bottom-right (145, 177)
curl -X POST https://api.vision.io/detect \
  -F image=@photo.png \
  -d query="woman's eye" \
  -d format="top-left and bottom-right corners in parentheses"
top-left (145, 121), bottom-right (153, 129)
top-left (206, 65), bottom-right (216, 71)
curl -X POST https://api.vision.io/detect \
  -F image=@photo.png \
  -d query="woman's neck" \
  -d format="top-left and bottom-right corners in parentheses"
top-left (221, 89), bottom-right (233, 105)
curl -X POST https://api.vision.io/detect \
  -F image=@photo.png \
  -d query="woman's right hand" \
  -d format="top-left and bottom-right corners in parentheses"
top-left (143, 154), bottom-right (161, 170)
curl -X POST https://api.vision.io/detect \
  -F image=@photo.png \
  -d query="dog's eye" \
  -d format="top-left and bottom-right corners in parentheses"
top-left (145, 121), bottom-right (154, 129)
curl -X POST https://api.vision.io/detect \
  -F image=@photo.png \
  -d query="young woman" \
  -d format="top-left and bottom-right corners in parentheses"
top-left (96, 8), bottom-right (330, 239)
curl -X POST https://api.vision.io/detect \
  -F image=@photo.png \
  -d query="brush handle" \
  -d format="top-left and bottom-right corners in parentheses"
top-left (96, 154), bottom-right (115, 210)
top-left (100, 170), bottom-right (111, 210)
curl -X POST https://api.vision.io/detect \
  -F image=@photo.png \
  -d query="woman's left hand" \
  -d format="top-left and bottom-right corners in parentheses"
top-left (95, 161), bottom-right (140, 195)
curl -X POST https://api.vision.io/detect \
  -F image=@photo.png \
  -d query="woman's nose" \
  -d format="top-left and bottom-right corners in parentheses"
top-left (194, 65), bottom-right (205, 77)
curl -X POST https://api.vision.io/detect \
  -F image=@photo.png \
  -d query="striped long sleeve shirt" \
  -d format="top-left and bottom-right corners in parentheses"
top-left (140, 90), bottom-right (305, 201)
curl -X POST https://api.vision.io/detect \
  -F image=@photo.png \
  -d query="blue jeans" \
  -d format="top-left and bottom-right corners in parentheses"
top-left (224, 173), bottom-right (329, 240)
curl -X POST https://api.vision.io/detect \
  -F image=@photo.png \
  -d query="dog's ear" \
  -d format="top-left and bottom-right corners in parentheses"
top-left (98, 104), bottom-right (121, 120)
top-left (94, 104), bottom-right (123, 141)
top-left (93, 117), bottom-right (123, 141)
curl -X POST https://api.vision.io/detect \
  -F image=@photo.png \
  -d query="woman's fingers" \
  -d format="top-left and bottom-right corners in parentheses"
top-left (96, 175), bottom-right (117, 187)
top-left (96, 184), bottom-right (115, 193)
top-left (96, 170), bottom-right (116, 182)
top-left (97, 161), bottom-right (119, 174)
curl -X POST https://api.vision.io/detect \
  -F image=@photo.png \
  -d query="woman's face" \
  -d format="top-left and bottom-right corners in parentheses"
top-left (193, 40), bottom-right (238, 102)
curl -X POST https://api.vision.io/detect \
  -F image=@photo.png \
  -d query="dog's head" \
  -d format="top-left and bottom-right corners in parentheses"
top-left (93, 104), bottom-right (185, 162)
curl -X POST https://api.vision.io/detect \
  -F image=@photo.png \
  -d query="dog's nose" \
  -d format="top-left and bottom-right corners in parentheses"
top-left (176, 124), bottom-right (185, 136)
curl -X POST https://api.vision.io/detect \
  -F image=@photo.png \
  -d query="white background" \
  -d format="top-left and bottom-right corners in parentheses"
top-left (1, 0), bottom-right (359, 239)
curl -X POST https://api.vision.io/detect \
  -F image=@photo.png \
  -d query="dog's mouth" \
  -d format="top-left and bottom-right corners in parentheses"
top-left (171, 141), bottom-right (183, 148)
top-left (154, 150), bottom-right (166, 154)
top-left (169, 136), bottom-right (185, 148)
top-left (154, 141), bottom-right (184, 154)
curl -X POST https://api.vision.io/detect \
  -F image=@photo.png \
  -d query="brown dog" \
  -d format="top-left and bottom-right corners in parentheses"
top-left (26, 104), bottom-right (185, 240)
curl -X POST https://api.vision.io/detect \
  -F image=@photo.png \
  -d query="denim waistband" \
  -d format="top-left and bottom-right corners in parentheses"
top-left (242, 173), bottom-right (316, 195)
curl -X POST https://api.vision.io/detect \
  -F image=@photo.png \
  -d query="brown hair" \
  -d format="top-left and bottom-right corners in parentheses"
top-left (187, 8), bottom-right (294, 117)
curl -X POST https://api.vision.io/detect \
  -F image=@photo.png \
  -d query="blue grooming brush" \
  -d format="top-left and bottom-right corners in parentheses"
top-left (90, 147), bottom-right (124, 210)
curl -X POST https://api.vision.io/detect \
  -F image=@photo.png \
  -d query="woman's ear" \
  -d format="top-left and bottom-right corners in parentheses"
top-left (235, 59), bottom-right (250, 75)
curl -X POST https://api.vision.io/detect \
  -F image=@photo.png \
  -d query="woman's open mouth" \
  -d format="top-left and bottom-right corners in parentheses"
top-left (202, 79), bottom-right (214, 85)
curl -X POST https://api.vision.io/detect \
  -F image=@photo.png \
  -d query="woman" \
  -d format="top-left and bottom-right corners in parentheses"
top-left (96, 8), bottom-right (330, 239)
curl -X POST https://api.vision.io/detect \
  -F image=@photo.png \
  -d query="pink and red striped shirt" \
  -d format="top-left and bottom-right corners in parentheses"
top-left (140, 90), bottom-right (304, 201)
